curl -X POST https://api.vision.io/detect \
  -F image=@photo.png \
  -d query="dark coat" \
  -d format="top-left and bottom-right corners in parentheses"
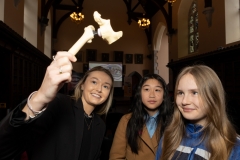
top-left (0, 93), bottom-right (106, 160)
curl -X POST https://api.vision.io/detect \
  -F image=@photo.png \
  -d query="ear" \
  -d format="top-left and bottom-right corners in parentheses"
top-left (81, 84), bottom-right (84, 90)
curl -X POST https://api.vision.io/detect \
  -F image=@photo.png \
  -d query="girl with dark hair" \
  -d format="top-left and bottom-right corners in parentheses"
top-left (109, 74), bottom-right (173, 160)
top-left (156, 65), bottom-right (240, 160)
top-left (0, 51), bottom-right (114, 160)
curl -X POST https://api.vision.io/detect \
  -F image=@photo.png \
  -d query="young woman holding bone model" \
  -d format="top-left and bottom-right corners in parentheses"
top-left (109, 74), bottom-right (173, 160)
top-left (0, 51), bottom-right (114, 160)
top-left (156, 65), bottom-right (240, 160)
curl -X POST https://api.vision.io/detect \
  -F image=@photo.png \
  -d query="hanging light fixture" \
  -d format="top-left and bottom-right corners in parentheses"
top-left (166, 0), bottom-right (177, 6)
top-left (138, 18), bottom-right (150, 29)
top-left (70, 12), bottom-right (84, 24)
top-left (70, 7), bottom-right (84, 24)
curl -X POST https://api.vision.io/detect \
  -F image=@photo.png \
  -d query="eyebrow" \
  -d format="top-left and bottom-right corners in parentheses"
top-left (142, 84), bottom-right (163, 88)
top-left (177, 88), bottom-right (198, 91)
top-left (90, 77), bottom-right (112, 86)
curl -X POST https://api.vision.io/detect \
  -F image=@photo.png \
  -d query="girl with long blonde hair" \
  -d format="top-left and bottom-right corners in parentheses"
top-left (156, 65), bottom-right (240, 160)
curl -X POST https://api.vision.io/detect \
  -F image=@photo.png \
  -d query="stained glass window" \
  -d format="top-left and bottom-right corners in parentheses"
top-left (189, 0), bottom-right (199, 54)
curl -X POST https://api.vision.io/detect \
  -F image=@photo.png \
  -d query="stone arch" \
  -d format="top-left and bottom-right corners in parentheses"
top-left (152, 22), bottom-right (169, 84)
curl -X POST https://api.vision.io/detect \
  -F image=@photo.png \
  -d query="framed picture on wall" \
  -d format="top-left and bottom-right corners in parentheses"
top-left (134, 54), bottom-right (143, 64)
top-left (76, 50), bottom-right (83, 62)
top-left (83, 63), bottom-right (89, 73)
top-left (102, 53), bottom-right (109, 62)
top-left (86, 49), bottom-right (97, 62)
top-left (125, 54), bottom-right (133, 64)
top-left (114, 51), bottom-right (123, 62)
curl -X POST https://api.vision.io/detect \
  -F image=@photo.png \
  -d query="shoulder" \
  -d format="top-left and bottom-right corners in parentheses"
top-left (229, 136), bottom-right (240, 159)
top-left (117, 113), bottom-right (132, 127)
top-left (235, 136), bottom-right (240, 146)
top-left (120, 113), bottom-right (132, 122)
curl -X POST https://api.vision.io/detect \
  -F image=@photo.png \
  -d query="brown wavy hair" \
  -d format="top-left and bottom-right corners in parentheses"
top-left (72, 66), bottom-right (114, 115)
top-left (160, 65), bottom-right (237, 160)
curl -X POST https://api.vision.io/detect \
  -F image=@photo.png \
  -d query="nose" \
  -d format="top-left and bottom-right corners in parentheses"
top-left (149, 90), bottom-right (155, 98)
top-left (96, 84), bottom-right (102, 92)
top-left (181, 94), bottom-right (190, 105)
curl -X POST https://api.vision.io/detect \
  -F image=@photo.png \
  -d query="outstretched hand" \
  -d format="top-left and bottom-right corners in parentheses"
top-left (28, 51), bottom-right (77, 111)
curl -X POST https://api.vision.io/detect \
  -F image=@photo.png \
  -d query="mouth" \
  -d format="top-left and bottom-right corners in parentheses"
top-left (148, 100), bottom-right (156, 104)
top-left (182, 107), bottom-right (195, 112)
top-left (91, 93), bottom-right (101, 98)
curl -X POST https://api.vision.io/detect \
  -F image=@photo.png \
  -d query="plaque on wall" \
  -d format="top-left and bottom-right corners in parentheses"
top-left (134, 54), bottom-right (143, 64)
top-left (114, 51), bottom-right (123, 62)
top-left (125, 54), bottom-right (133, 64)
top-left (86, 49), bottom-right (97, 62)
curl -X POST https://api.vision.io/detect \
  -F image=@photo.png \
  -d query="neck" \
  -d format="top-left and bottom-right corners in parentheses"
top-left (81, 97), bottom-right (95, 116)
top-left (144, 108), bottom-right (159, 116)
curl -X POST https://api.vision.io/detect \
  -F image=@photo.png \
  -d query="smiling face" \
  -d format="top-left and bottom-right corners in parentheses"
top-left (81, 71), bottom-right (112, 110)
top-left (176, 73), bottom-right (207, 126)
top-left (141, 79), bottom-right (164, 116)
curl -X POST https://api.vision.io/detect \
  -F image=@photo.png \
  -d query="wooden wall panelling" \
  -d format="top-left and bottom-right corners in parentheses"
top-left (0, 21), bottom-right (51, 112)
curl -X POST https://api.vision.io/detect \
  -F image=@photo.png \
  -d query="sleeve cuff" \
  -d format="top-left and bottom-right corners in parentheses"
top-left (10, 99), bottom-right (33, 127)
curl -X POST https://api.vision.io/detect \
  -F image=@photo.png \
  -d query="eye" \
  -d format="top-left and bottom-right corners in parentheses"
top-left (177, 91), bottom-right (183, 95)
top-left (103, 85), bottom-right (110, 89)
top-left (155, 89), bottom-right (162, 92)
top-left (143, 88), bottom-right (149, 91)
top-left (92, 80), bottom-right (97, 84)
top-left (192, 91), bottom-right (198, 95)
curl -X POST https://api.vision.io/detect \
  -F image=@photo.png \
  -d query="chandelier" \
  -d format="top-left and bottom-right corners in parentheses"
top-left (138, 18), bottom-right (150, 29)
top-left (166, 0), bottom-right (176, 6)
top-left (70, 12), bottom-right (84, 24)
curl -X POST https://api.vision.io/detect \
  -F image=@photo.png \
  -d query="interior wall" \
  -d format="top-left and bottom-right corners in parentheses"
top-left (198, 0), bottom-right (225, 53)
top-left (23, 0), bottom-right (38, 47)
top-left (4, 0), bottom-right (24, 37)
top-left (176, 0), bottom-right (228, 59)
top-left (225, 0), bottom-right (240, 44)
top-left (0, 0), bottom-right (4, 21)
top-left (2, 0), bottom-right (240, 77)
top-left (54, 0), bottom-right (151, 76)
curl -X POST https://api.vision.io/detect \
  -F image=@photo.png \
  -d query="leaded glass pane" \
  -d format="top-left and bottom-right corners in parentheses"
top-left (189, 0), bottom-right (199, 54)
top-left (192, 3), bottom-right (196, 14)
top-left (196, 32), bottom-right (199, 49)
top-left (195, 13), bottom-right (198, 30)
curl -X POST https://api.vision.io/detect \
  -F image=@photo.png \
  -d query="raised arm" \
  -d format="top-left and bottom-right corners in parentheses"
top-left (22, 51), bottom-right (76, 120)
